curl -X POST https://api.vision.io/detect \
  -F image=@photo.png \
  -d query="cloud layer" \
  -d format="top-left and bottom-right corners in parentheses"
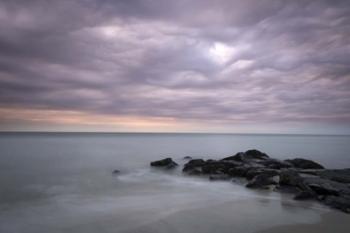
top-left (0, 0), bottom-right (350, 133)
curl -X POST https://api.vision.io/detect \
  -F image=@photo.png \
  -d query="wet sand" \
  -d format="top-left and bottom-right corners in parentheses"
top-left (258, 210), bottom-right (350, 233)
top-left (120, 192), bottom-right (346, 233)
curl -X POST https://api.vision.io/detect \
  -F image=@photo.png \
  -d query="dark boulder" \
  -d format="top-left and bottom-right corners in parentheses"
top-left (303, 177), bottom-right (350, 196)
top-left (318, 169), bottom-right (350, 183)
top-left (260, 158), bottom-right (292, 169)
top-left (244, 149), bottom-right (269, 160)
top-left (150, 158), bottom-right (178, 169)
top-left (112, 169), bottom-right (120, 175)
top-left (221, 152), bottom-right (245, 162)
top-left (285, 158), bottom-right (324, 169)
top-left (294, 191), bottom-right (316, 200)
top-left (246, 173), bottom-right (279, 189)
top-left (279, 169), bottom-right (315, 195)
top-left (221, 150), bottom-right (269, 162)
top-left (183, 156), bottom-right (193, 160)
top-left (227, 166), bottom-right (250, 177)
top-left (246, 168), bottom-right (279, 180)
top-left (201, 160), bottom-right (237, 175)
top-left (183, 159), bottom-right (206, 173)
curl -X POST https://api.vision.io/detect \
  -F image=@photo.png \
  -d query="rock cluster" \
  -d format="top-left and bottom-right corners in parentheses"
top-left (150, 149), bottom-right (350, 213)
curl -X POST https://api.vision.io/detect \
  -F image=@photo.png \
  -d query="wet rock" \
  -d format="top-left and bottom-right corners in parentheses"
top-left (303, 177), bottom-right (350, 196)
top-left (244, 149), bottom-right (269, 160)
top-left (201, 160), bottom-right (237, 175)
top-left (246, 173), bottom-right (279, 189)
top-left (323, 196), bottom-right (350, 213)
top-left (318, 169), bottom-right (350, 183)
top-left (285, 158), bottom-right (324, 169)
top-left (112, 169), bottom-right (120, 175)
top-left (221, 149), bottom-right (269, 162)
top-left (183, 156), bottom-right (193, 160)
top-left (150, 158), bottom-right (178, 169)
top-left (227, 166), bottom-right (250, 177)
top-left (183, 159), bottom-right (206, 173)
top-left (260, 158), bottom-right (292, 169)
top-left (279, 169), bottom-right (315, 195)
top-left (294, 191), bottom-right (316, 200)
top-left (279, 169), bottom-right (304, 186)
top-left (246, 168), bottom-right (279, 180)
top-left (221, 152), bottom-right (245, 162)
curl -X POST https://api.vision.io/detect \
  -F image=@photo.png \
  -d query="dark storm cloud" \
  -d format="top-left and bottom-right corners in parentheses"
top-left (0, 0), bottom-right (350, 127)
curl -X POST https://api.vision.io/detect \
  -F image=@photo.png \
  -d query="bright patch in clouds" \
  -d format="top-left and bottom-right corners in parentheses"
top-left (208, 42), bottom-right (237, 64)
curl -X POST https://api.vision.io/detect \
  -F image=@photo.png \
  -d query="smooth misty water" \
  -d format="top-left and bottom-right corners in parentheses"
top-left (0, 133), bottom-right (350, 233)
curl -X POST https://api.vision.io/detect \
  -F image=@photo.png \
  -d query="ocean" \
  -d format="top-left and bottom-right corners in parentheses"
top-left (0, 133), bottom-right (350, 233)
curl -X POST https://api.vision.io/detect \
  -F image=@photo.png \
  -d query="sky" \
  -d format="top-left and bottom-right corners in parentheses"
top-left (0, 0), bottom-right (350, 134)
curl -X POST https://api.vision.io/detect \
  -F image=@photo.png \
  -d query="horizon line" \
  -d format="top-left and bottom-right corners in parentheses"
top-left (0, 131), bottom-right (349, 137)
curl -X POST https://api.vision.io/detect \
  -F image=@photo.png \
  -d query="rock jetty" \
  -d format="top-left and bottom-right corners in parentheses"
top-left (150, 149), bottom-right (350, 213)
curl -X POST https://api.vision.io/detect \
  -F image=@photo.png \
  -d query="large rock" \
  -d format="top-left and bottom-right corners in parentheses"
top-left (246, 168), bottom-right (279, 180)
top-left (221, 152), bottom-right (245, 162)
top-left (244, 149), bottom-right (269, 160)
top-left (303, 177), bottom-right (350, 196)
top-left (227, 166), bottom-right (250, 177)
top-left (182, 159), bottom-right (206, 173)
top-left (150, 158), bottom-right (178, 169)
top-left (260, 158), bottom-right (292, 169)
top-left (279, 169), bottom-right (316, 197)
top-left (246, 173), bottom-right (279, 189)
top-left (221, 150), bottom-right (269, 162)
top-left (322, 196), bottom-right (350, 213)
top-left (318, 169), bottom-right (350, 183)
top-left (285, 158), bottom-right (324, 169)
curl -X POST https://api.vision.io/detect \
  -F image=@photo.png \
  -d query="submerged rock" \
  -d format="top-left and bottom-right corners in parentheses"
top-left (285, 158), bottom-right (324, 169)
top-left (183, 156), bottom-right (193, 160)
top-left (112, 169), bottom-right (120, 175)
top-left (150, 158), bottom-right (178, 169)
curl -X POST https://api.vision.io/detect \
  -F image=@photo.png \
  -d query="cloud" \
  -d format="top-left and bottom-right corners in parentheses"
top-left (0, 0), bottom-right (349, 132)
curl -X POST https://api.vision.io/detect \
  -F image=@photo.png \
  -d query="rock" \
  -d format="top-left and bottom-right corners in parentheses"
top-left (303, 177), bottom-right (350, 196)
top-left (221, 152), bottom-right (245, 162)
top-left (209, 174), bottom-right (231, 181)
top-left (183, 159), bottom-right (206, 173)
top-left (323, 196), bottom-right (350, 213)
top-left (294, 191), bottom-right (316, 200)
top-left (318, 169), bottom-right (350, 183)
top-left (201, 160), bottom-right (236, 175)
top-left (244, 149), bottom-right (269, 160)
top-left (183, 156), bottom-right (193, 160)
top-left (285, 158), bottom-right (324, 169)
top-left (246, 174), bottom-right (279, 189)
top-left (279, 169), bottom-right (315, 194)
top-left (221, 150), bottom-right (269, 162)
top-left (112, 169), bottom-right (120, 175)
top-left (227, 166), bottom-right (250, 177)
top-left (150, 158), bottom-right (178, 169)
top-left (260, 158), bottom-right (292, 169)
top-left (246, 168), bottom-right (279, 180)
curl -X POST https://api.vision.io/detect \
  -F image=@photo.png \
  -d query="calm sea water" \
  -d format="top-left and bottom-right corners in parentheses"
top-left (0, 133), bottom-right (350, 233)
